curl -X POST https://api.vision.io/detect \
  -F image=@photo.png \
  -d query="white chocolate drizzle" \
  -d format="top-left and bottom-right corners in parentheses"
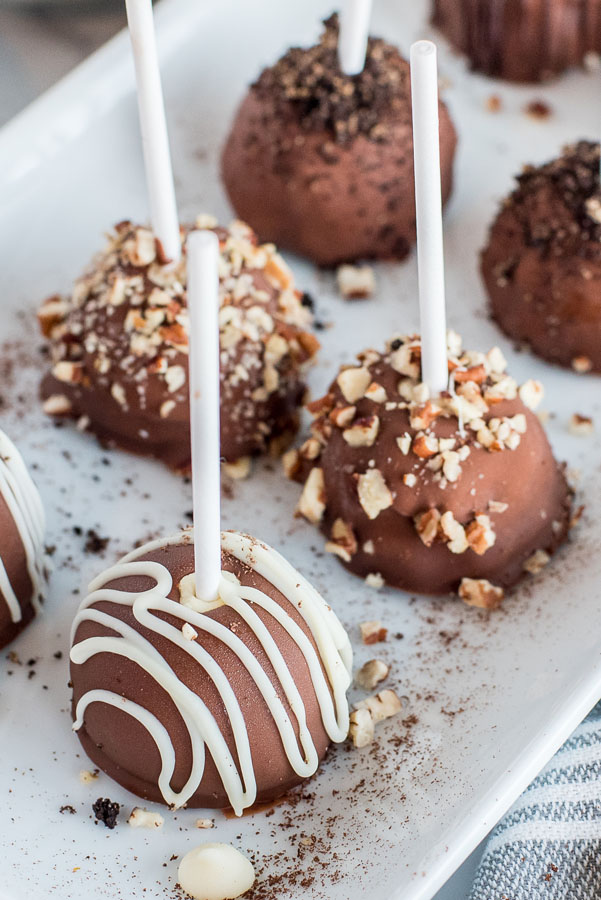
top-left (70, 531), bottom-right (352, 814)
top-left (0, 430), bottom-right (46, 623)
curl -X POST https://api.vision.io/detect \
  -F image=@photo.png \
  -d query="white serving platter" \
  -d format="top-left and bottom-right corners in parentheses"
top-left (1, 1), bottom-right (601, 898)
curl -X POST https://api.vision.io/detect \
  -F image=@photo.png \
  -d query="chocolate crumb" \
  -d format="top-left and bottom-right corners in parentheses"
top-left (253, 14), bottom-right (410, 144)
top-left (84, 529), bottom-right (109, 554)
top-left (92, 797), bottom-right (120, 829)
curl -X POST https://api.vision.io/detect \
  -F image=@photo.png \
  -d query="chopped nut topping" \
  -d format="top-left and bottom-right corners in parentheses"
top-left (415, 508), bottom-right (441, 547)
top-left (519, 379), bottom-right (544, 410)
top-left (465, 514), bottom-right (496, 555)
top-left (182, 622), bottom-right (198, 641)
top-left (357, 468), bottom-right (393, 519)
top-left (337, 366), bottom-right (372, 403)
top-left (412, 433), bottom-right (438, 459)
top-left (440, 511), bottom-right (468, 554)
top-left (523, 549), bottom-right (551, 574)
top-left (337, 264), bottom-right (376, 299)
top-left (330, 404), bottom-right (357, 428)
top-left (488, 500), bottom-right (508, 514)
top-left (297, 467), bottom-right (326, 523)
top-left (355, 658), bottom-right (390, 690)
top-left (42, 394), bottom-right (72, 415)
top-left (396, 433), bottom-right (412, 455)
top-left (459, 578), bottom-right (504, 609)
top-left (354, 688), bottom-right (403, 723)
top-left (364, 381), bottom-right (387, 403)
top-left (127, 807), bottom-right (164, 829)
top-left (359, 620), bottom-right (387, 645)
top-left (195, 818), bottom-right (215, 829)
top-left (324, 518), bottom-right (357, 562)
top-left (349, 707), bottom-right (374, 748)
top-left (222, 457), bottom-right (252, 480)
top-left (343, 415), bottom-right (380, 447)
top-left (572, 355), bottom-right (592, 373)
top-left (569, 413), bottom-right (594, 436)
top-left (282, 448), bottom-right (300, 479)
top-left (365, 572), bottom-right (384, 589)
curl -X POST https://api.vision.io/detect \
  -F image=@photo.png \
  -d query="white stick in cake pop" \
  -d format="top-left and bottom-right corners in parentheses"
top-left (125, 0), bottom-right (180, 263)
top-left (338, 0), bottom-right (373, 75)
top-left (187, 230), bottom-right (221, 603)
top-left (410, 40), bottom-right (449, 397)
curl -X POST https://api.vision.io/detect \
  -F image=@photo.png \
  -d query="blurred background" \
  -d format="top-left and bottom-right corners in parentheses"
top-left (0, 3), bottom-right (126, 126)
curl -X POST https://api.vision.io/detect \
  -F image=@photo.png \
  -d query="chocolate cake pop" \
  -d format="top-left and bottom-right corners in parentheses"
top-left (70, 530), bottom-right (352, 812)
top-left (482, 141), bottom-right (601, 374)
top-left (39, 218), bottom-right (318, 470)
top-left (432, 0), bottom-right (601, 83)
top-left (221, 15), bottom-right (457, 267)
top-left (0, 429), bottom-right (46, 648)
top-left (286, 333), bottom-right (572, 603)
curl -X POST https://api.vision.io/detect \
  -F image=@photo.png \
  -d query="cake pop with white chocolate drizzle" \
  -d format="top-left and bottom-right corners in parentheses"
top-left (69, 230), bottom-right (351, 813)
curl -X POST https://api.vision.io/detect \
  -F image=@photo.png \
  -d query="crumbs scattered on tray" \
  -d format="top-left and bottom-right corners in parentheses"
top-left (525, 99), bottom-right (552, 119)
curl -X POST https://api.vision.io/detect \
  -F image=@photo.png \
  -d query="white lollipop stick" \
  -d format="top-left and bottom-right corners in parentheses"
top-left (125, 0), bottom-right (180, 263)
top-left (410, 40), bottom-right (448, 397)
top-left (338, 0), bottom-right (373, 75)
top-left (187, 230), bottom-right (221, 603)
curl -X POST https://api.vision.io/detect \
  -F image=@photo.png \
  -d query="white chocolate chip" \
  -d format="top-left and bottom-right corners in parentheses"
top-left (178, 843), bottom-right (255, 900)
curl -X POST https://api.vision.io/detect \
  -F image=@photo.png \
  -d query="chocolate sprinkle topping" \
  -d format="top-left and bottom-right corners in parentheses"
top-left (252, 14), bottom-right (409, 144)
top-left (92, 797), bottom-right (120, 829)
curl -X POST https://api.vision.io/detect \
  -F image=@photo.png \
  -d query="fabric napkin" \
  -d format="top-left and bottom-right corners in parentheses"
top-left (470, 703), bottom-right (601, 900)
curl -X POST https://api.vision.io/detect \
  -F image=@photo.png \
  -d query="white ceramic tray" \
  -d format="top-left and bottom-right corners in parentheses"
top-left (1, 1), bottom-right (601, 898)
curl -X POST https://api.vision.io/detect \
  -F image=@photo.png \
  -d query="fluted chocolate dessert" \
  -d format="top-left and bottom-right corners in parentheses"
top-left (0, 429), bottom-right (46, 648)
top-left (70, 530), bottom-right (352, 812)
top-left (482, 141), bottom-right (601, 374)
top-left (221, 15), bottom-right (457, 266)
top-left (432, 0), bottom-right (601, 82)
top-left (39, 218), bottom-right (318, 471)
top-left (286, 334), bottom-right (571, 605)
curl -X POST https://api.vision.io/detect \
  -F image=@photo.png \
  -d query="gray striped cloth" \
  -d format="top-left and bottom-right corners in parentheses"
top-left (470, 703), bottom-right (601, 900)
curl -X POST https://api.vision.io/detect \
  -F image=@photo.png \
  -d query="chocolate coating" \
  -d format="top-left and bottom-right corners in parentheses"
top-left (0, 491), bottom-right (36, 650)
top-left (432, 0), bottom-right (601, 83)
top-left (221, 16), bottom-right (456, 266)
top-left (71, 539), bottom-right (336, 809)
top-left (0, 431), bottom-right (46, 649)
top-left (482, 141), bottom-right (601, 374)
top-left (288, 336), bottom-right (571, 597)
top-left (39, 220), bottom-right (318, 470)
